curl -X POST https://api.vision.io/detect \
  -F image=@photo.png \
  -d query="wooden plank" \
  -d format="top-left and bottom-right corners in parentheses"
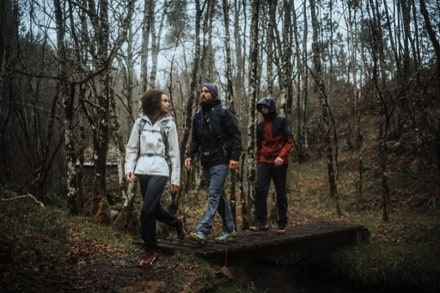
top-left (157, 221), bottom-right (369, 264)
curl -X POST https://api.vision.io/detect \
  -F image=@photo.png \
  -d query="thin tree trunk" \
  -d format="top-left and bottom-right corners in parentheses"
top-left (233, 0), bottom-right (248, 230)
top-left (180, 0), bottom-right (203, 195)
top-left (309, 0), bottom-right (341, 216)
top-left (367, 0), bottom-right (391, 222)
top-left (112, 0), bottom-right (136, 228)
top-left (245, 0), bottom-right (261, 229)
top-left (266, 0), bottom-right (276, 94)
top-left (55, 0), bottom-right (79, 215)
top-left (299, 0), bottom-right (310, 160)
top-left (233, 0), bottom-right (245, 108)
top-left (280, 0), bottom-right (293, 116)
top-left (419, 0), bottom-right (440, 82)
top-left (140, 0), bottom-right (155, 93)
top-left (149, 0), bottom-right (165, 89)
top-left (94, 0), bottom-right (112, 205)
top-left (222, 0), bottom-right (238, 224)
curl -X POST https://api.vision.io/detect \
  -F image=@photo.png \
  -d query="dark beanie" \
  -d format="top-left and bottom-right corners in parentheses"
top-left (201, 82), bottom-right (219, 99)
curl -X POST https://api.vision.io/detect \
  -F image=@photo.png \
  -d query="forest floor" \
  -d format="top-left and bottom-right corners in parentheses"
top-left (1, 188), bottom-right (439, 293)
top-left (0, 199), bottom-right (325, 292)
top-left (1, 141), bottom-right (440, 292)
top-left (0, 197), bottom-right (232, 293)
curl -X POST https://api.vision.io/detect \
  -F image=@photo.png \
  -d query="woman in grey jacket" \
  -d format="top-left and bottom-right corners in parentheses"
top-left (125, 89), bottom-right (184, 266)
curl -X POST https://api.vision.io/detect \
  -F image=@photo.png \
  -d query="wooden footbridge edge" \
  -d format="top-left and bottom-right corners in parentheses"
top-left (157, 221), bottom-right (370, 264)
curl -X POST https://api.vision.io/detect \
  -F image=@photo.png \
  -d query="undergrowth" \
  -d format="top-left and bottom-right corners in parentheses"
top-left (285, 145), bottom-right (440, 293)
top-left (331, 243), bottom-right (440, 292)
top-left (1, 125), bottom-right (439, 292)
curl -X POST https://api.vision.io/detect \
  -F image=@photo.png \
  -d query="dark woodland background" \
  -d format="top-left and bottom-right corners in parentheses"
top-left (1, 0), bottom-right (439, 227)
top-left (1, 1), bottom-right (440, 292)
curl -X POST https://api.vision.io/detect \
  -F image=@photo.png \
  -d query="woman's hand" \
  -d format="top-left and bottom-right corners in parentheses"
top-left (184, 158), bottom-right (192, 169)
top-left (125, 172), bottom-right (134, 184)
top-left (170, 184), bottom-right (180, 196)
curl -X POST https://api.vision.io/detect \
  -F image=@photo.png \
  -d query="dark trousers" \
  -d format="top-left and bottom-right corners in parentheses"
top-left (138, 175), bottom-right (177, 249)
top-left (254, 163), bottom-right (288, 229)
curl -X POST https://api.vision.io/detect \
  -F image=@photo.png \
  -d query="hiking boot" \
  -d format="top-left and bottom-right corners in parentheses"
top-left (188, 231), bottom-right (207, 244)
top-left (249, 224), bottom-right (269, 232)
top-left (215, 231), bottom-right (237, 243)
top-left (276, 225), bottom-right (286, 235)
top-left (176, 215), bottom-right (186, 241)
top-left (276, 229), bottom-right (285, 235)
top-left (139, 247), bottom-right (156, 266)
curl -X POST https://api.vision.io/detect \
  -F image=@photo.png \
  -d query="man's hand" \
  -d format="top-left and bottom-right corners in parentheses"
top-left (229, 159), bottom-right (239, 170)
top-left (274, 157), bottom-right (284, 167)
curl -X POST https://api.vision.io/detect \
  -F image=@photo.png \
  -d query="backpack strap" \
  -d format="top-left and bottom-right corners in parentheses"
top-left (138, 118), bottom-right (171, 165)
top-left (138, 118), bottom-right (147, 136)
top-left (159, 119), bottom-right (171, 165)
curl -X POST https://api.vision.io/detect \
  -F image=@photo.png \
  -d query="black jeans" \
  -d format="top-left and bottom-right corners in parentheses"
top-left (138, 175), bottom-right (177, 249)
top-left (254, 163), bottom-right (288, 229)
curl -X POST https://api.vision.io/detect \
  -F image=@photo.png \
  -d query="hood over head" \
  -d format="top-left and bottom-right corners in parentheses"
top-left (257, 96), bottom-right (277, 115)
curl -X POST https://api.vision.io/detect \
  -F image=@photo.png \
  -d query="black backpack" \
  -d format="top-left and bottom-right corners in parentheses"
top-left (195, 104), bottom-right (227, 139)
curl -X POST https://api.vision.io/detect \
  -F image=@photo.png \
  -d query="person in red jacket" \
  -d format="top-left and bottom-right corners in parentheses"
top-left (249, 97), bottom-right (295, 235)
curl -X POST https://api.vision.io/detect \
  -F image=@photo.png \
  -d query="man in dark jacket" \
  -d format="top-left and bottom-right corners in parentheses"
top-left (184, 82), bottom-right (242, 243)
top-left (249, 97), bottom-right (295, 235)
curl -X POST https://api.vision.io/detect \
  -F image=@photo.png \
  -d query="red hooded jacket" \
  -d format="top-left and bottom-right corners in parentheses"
top-left (256, 97), bottom-right (295, 164)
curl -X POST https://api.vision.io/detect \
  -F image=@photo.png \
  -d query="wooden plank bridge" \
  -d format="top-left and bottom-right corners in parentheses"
top-left (157, 221), bottom-right (370, 264)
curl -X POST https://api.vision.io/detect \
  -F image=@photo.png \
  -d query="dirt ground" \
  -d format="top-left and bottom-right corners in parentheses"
top-left (0, 202), bottom-right (229, 293)
top-left (2, 230), bottom-right (229, 293)
top-left (59, 228), bottom-right (230, 293)
top-left (62, 250), bottom-right (217, 293)
top-left (53, 208), bottom-right (323, 292)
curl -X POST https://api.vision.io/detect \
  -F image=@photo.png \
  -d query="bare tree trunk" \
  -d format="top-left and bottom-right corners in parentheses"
top-left (149, 0), bottom-right (168, 88)
top-left (367, 0), bottom-right (391, 222)
top-left (292, 0), bottom-right (302, 158)
top-left (93, 0), bottom-right (112, 205)
top-left (180, 0), bottom-right (203, 196)
top-left (419, 0), bottom-right (440, 83)
top-left (245, 0), bottom-right (261, 229)
top-left (222, 0), bottom-right (238, 223)
top-left (222, 0), bottom-right (235, 110)
top-left (112, 0), bottom-right (136, 228)
top-left (343, 0), bottom-right (364, 205)
top-left (266, 0), bottom-right (276, 94)
top-left (54, 0), bottom-right (79, 215)
top-left (295, 0), bottom-right (310, 161)
top-left (309, 0), bottom-right (341, 216)
top-left (199, 0), bottom-right (216, 82)
top-left (233, 0), bottom-right (246, 109)
top-left (302, 1), bottom-right (310, 159)
top-left (400, 0), bottom-right (412, 83)
top-left (140, 0), bottom-right (155, 93)
top-left (280, 0), bottom-right (293, 116)
top-left (233, 0), bottom-right (249, 230)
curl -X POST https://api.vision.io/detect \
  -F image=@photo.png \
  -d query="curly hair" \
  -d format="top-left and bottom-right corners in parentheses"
top-left (140, 89), bottom-right (165, 116)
